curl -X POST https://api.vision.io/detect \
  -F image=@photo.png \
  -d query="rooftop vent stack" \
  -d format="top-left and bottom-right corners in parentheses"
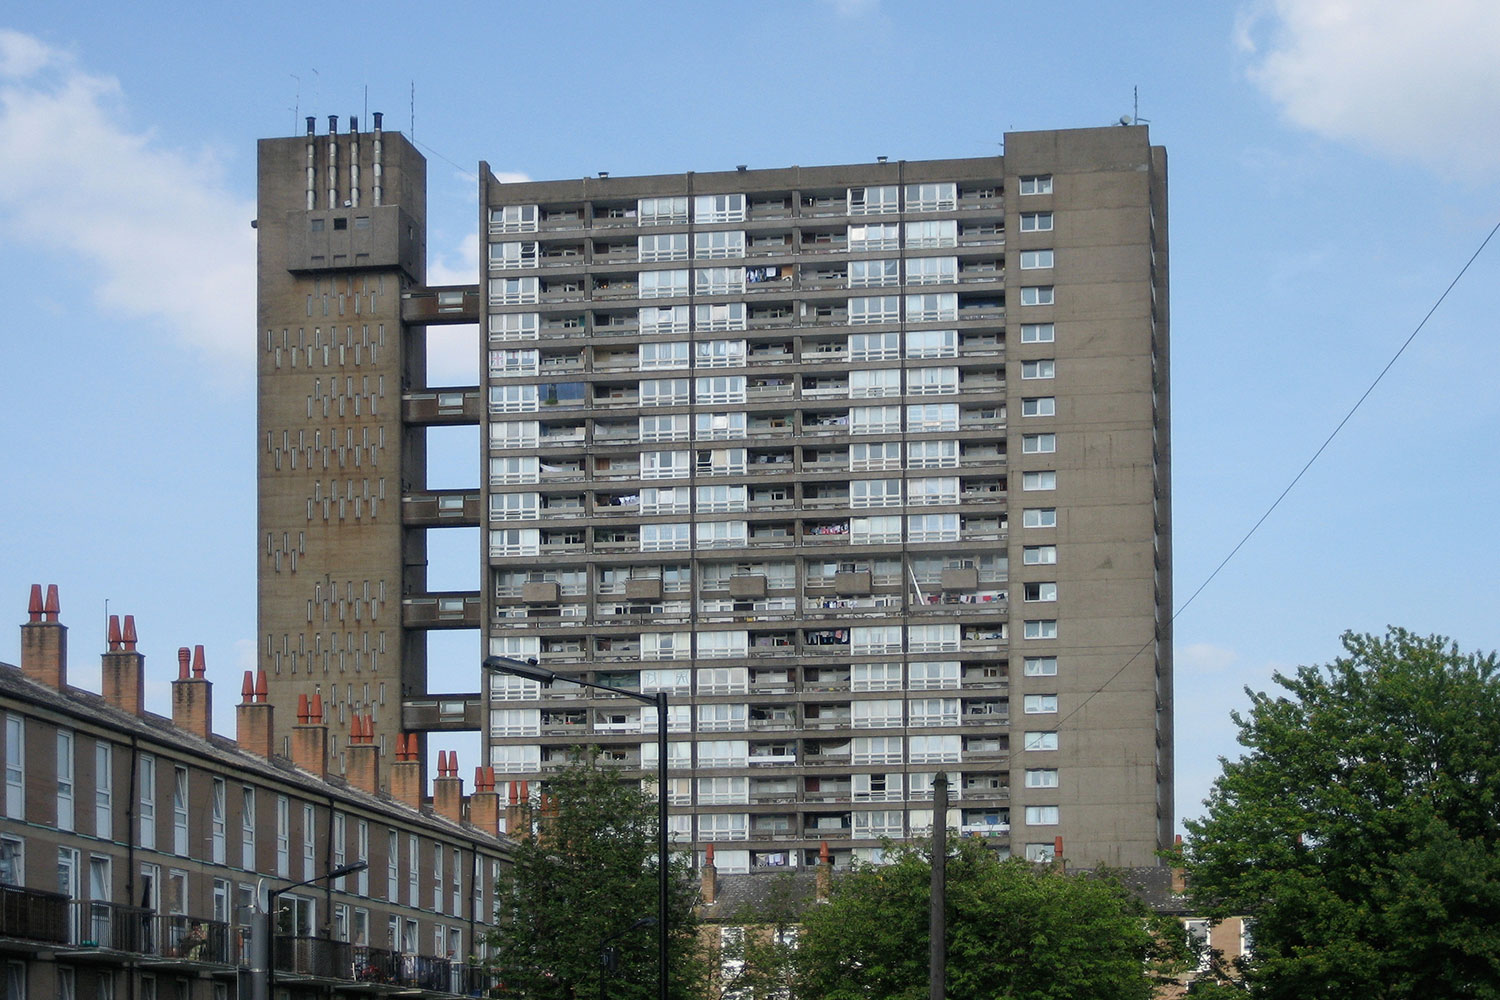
top-left (327, 115), bottom-right (339, 209)
top-left (372, 112), bottom-right (383, 207)
top-left (291, 690), bottom-right (329, 779)
top-left (305, 117), bottom-right (317, 210)
top-left (171, 644), bottom-right (214, 741)
top-left (236, 670), bottom-right (275, 759)
top-left (348, 116), bottom-right (360, 209)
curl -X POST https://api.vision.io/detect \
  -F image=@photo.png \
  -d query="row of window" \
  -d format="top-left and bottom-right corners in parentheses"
top-left (2, 716), bottom-right (494, 916)
top-left (488, 179), bottom-right (1050, 232)
top-left (490, 452), bottom-right (1053, 487)
top-left (489, 731), bottom-right (1057, 771)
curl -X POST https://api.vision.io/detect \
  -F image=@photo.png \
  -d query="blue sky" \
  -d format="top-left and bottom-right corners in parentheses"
top-left (2, 1), bottom-right (1498, 832)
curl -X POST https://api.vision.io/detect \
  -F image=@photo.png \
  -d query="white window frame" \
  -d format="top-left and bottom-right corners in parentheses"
top-left (94, 743), bottom-right (111, 841)
top-left (1019, 211), bottom-right (1054, 231)
top-left (1024, 731), bottom-right (1059, 751)
top-left (694, 193), bottom-right (746, 223)
top-left (1023, 545), bottom-right (1058, 565)
top-left (1025, 769), bottom-right (1059, 788)
top-left (639, 269), bottom-right (689, 299)
top-left (1022, 433), bottom-right (1057, 455)
top-left (1023, 620), bottom-right (1059, 640)
top-left (1020, 323), bottom-right (1055, 343)
top-left (848, 259), bottom-right (900, 288)
top-left (1020, 286), bottom-right (1055, 306)
top-left (1022, 471), bottom-right (1057, 491)
top-left (56, 730), bottom-right (74, 832)
top-left (1018, 175), bottom-right (1053, 195)
top-left (4, 716), bottom-right (22, 820)
top-left (1024, 694), bottom-right (1059, 714)
top-left (1019, 249), bottom-right (1054, 269)
top-left (1025, 805), bottom-right (1060, 825)
top-left (1024, 656), bottom-right (1059, 677)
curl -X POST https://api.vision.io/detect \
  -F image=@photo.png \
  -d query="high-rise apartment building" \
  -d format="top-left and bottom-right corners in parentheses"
top-left (258, 122), bottom-right (1170, 869)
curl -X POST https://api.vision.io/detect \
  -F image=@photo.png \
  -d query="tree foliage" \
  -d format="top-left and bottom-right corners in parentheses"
top-left (1182, 628), bottom-right (1500, 999)
top-left (485, 752), bottom-right (702, 1000)
top-left (794, 838), bottom-right (1185, 1000)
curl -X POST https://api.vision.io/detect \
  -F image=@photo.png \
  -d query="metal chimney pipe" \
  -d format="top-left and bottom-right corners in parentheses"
top-left (327, 115), bottom-right (339, 209)
top-left (349, 116), bottom-right (360, 209)
top-left (371, 112), bottom-right (384, 207)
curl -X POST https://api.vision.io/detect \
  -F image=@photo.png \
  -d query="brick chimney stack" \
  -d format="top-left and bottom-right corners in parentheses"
top-left (1171, 834), bottom-right (1187, 894)
top-left (503, 781), bottom-right (529, 837)
top-left (816, 840), bottom-right (833, 899)
top-left (701, 843), bottom-right (718, 904)
top-left (21, 584), bottom-right (67, 689)
top-left (1053, 835), bottom-right (1065, 871)
top-left (345, 715), bottom-right (381, 795)
top-left (291, 693), bottom-right (329, 779)
top-left (469, 767), bottom-right (500, 836)
top-left (433, 750), bottom-right (465, 824)
top-left (236, 670), bottom-right (275, 758)
top-left (101, 614), bottom-right (146, 715)
top-left (390, 734), bottom-right (425, 811)
top-left (171, 645), bottom-right (214, 741)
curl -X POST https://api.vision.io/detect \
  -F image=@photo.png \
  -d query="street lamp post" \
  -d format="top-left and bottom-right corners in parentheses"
top-left (485, 655), bottom-right (670, 1000)
top-left (256, 860), bottom-right (369, 1000)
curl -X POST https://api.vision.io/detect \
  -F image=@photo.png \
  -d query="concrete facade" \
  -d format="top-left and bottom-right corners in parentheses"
top-left (256, 122), bottom-right (1170, 870)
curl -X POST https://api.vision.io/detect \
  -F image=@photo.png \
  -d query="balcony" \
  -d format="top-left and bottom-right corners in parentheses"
top-left (0, 885), bottom-right (70, 946)
top-left (275, 936), bottom-right (491, 995)
top-left (55, 901), bottom-right (233, 967)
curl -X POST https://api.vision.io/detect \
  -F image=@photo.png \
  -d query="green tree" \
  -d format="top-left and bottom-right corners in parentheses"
top-left (1182, 628), bottom-right (1500, 999)
top-left (485, 752), bottom-right (702, 1000)
top-left (794, 838), bottom-right (1184, 1000)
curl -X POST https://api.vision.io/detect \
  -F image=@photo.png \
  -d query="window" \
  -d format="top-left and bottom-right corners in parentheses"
top-left (1024, 656), bottom-right (1058, 677)
top-left (1024, 731), bottom-right (1059, 751)
top-left (1024, 694), bottom-right (1059, 714)
top-left (489, 276), bottom-right (538, 304)
top-left (1019, 286), bottom-right (1054, 306)
top-left (240, 787), bottom-right (255, 870)
top-left (639, 196), bottom-right (688, 225)
top-left (488, 384), bottom-right (539, 414)
top-left (489, 528), bottom-right (540, 557)
top-left (849, 185), bottom-right (899, 215)
top-left (904, 257), bottom-right (957, 285)
top-left (852, 736), bottom-right (904, 764)
top-left (1023, 545), bottom-right (1057, 565)
top-left (490, 420), bottom-right (539, 449)
top-left (850, 515), bottom-right (902, 544)
top-left (1024, 620), bottom-right (1059, 640)
top-left (696, 447), bottom-right (747, 476)
top-left (490, 204), bottom-right (538, 233)
top-left (1022, 471), bottom-right (1056, 491)
top-left (1022, 508), bottom-right (1057, 529)
top-left (908, 661), bottom-right (960, 689)
top-left (638, 233), bottom-right (688, 262)
top-left (641, 450), bottom-right (689, 480)
top-left (849, 295), bottom-right (899, 325)
top-left (1018, 212), bottom-right (1053, 232)
top-left (848, 259), bottom-right (899, 288)
top-left (1018, 175), bottom-right (1053, 195)
top-left (908, 513), bottom-right (960, 542)
top-left (4, 716), bottom-right (21, 819)
top-left (694, 339), bottom-right (746, 368)
top-left (56, 730), bottom-right (73, 832)
top-left (139, 756), bottom-right (156, 849)
top-left (94, 743), bottom-right (111, 841)
top-left (172, 768), bottom-right (189, 856)
top-left (432, 841), bottom-right (442, 912)
top-left (210, 780), bottom-right (226, 865)
top-left (1025, 769), bottom-right (1059, 788)
top-left (694, 193), bottom-right (746, 223)
top-left (1020, 322), bottom-right (1055, 343)
top-left (907, 367), bottom-right (959, 396)
top-left (904, 220), bottom-right (958, 248)
top-left (489, 491), bottom-right (540, 521)
top-left (489, 241), bottom-right (538, 269)
top-left (1025, 805), bottom-right (1060, 825)
top-left (489, 312), bottom-right (539, 341)
top-left (640, 378), bottom-right (689, 406)
top-left (694, 302), bottom-right (746, 331)
top-left (909, 698), bottom-right (959, 727)
top-left (851, 625), bottom-right (902, 654)
top-left (1022, 433), bottom-right (1056, 454)
top-left (906, 439), bottom-right (958, 469)
top-left (1019, 249), bottom-right (1054, 269)
top-left (699, 813), bottom-right (749, 841)
top-left (1021, 397), bottom-right (1055, 417)
top-left (850, 405), bottom-right (901, 435)
top-left (639, 341), bottom-right (689, 370)
top-left (850, 368), bottom-right (900, 398)
top-left (275, 797), bottom-right (290, 876)
top-left (906, 329), bottom-right (958, 358)
top-left (851, 441), bottom-right (902, 471)
top-left (488, 348), bottom-right (538, 376)
top-left (848, 222), bottom-right (900, 251)
top-left (848, 331), bottom-right (900, 362)
top-left (641, 305), bottom-right (690, 334)
top-left (641, 523), bottom-right (690, 552)
top-left (906, 292), bottom-right (957, 322)
top-left (695, 266), bottom-right (745, 295)
top-left (909, 734), bottom-right (961, 763)
top-left (905, 182), bottom-right (957, 212)
top-left (695, 375), bottom-right (746, 405)
top-left (694, 230), bottom-right (745, 259)
top-left (851, 479), bottom-right (901, 508)
top-left (408, 835), bottom-right (419, 906)
top-left (387, 830), bottom-right (399, 900)
top-left (639, 269), bottom-right (689, 299)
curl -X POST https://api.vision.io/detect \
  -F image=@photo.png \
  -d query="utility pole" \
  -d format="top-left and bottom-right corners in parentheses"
top-left (929, 772), bottom-right (948, 1000)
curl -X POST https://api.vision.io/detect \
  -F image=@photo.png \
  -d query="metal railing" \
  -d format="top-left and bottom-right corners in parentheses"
top-left (276, 936), bottom-right (496, 995)
top-left (0, 884), bottom-right (70, 944)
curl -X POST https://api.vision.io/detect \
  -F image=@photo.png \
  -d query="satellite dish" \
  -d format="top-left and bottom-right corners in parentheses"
top-left (1119, 114), bottom-right (1132, 126)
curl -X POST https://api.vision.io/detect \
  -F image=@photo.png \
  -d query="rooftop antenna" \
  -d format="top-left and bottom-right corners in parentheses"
top-left (290, 74), bottom-right (300, 135)
top-left (410, 81), bottom-right (415, 140)
top-left (1120, 85), bottom-right (1151, 127)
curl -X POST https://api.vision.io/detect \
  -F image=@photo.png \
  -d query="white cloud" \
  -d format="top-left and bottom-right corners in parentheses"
top-left (0, 30), bottom-right (254, 369)
top-left (1178, 642), bottom-right (1241, 675)
top-left (1239, 0), bottom-right (1500, 177)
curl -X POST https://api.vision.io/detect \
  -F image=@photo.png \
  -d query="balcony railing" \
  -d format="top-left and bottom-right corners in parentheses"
top-left (276, 936), bottom-right (493, 995)
top-left (0, 885), bottom-right (70, 945)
